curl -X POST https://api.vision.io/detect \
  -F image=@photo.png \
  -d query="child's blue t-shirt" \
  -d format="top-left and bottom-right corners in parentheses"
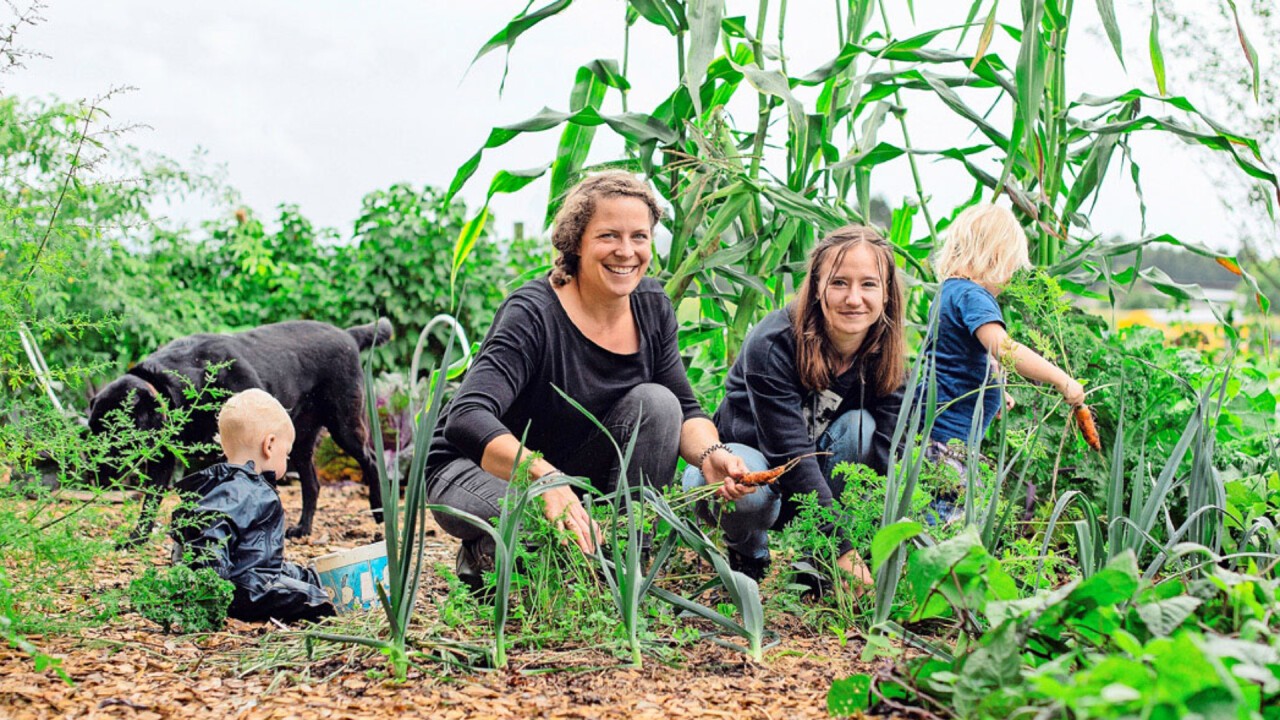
top-left (926, 278), bottom-right (1005, 443)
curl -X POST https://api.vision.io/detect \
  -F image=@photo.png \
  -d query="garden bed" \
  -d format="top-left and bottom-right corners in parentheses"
top-left (0, 479), bottom-right (883, 719)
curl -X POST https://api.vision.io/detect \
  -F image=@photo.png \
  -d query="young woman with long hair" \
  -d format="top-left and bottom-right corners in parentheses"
top-left (683, 225), bottom-right (907, 587)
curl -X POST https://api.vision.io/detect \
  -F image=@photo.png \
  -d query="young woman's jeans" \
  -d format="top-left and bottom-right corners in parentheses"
top-left (427, 383), bottom-right (684, 556)
top-left (681, 409), bottom-right (875, 564)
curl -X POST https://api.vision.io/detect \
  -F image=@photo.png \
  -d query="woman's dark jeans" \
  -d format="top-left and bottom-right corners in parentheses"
top-left (427, 383), bottom-right (684, 557)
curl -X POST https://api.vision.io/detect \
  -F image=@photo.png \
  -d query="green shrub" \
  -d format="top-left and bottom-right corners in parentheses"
top-left (128, 565), bottom-right (234, 634)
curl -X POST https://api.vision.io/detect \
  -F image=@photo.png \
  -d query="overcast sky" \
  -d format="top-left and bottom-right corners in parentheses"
top-left (5, 1), bottom-right (1268, 251)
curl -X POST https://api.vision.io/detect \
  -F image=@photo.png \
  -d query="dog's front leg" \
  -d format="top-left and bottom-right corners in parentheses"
top-left (117, 454), bottom-right (175, 549)
top-left (287, 459), bottom-right (320, 539)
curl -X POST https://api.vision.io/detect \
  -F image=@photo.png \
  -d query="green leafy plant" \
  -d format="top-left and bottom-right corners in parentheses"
top-left (840, 551), bottom-right (1280, 718)
top-left (127, 564), bottom-right (234, 634)
top-left (1, 607), bottom-right (69, 685)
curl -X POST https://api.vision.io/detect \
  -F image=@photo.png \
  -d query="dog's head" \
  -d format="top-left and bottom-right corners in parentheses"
top-left (87, 375), bottom-right (167, 487)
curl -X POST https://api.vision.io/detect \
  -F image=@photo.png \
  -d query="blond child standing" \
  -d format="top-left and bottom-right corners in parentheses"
top-left (926, 204), bottom-right (1085, 450)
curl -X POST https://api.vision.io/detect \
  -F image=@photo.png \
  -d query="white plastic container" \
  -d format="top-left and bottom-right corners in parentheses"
top-left (311, 541), bottom-right (389, 614)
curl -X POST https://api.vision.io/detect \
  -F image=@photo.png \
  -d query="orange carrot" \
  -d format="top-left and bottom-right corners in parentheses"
top-left (1075, 405), bottom-right (1102, 452)
top-left (738, 452), bottom-right (832, 487)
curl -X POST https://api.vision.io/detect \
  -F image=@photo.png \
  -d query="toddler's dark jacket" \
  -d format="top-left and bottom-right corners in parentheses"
top-left (171, 462), bottom-right (335, 623)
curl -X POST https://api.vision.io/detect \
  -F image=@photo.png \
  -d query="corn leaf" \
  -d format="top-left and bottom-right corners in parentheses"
top-left (548, 62), bottom-right (622, 224)
top-left (1094, 0), bottom-right (1124, 67)
top-left (628, 0), bottom-right (684, 34)
top-left (1148, 1), bottom-right (1166, 96)
top-left (970, 0), bottom-right (1000, 71)
top-left (1223, 0), bottom-right (1260, 100)
top-left (472, 0), bottom-right (574, 68)
top-left (958, 0), bottom-right (988, 45)
top-left (730, 60), bottom-right (807, 159)
top-left (444, 107), bottom-right (676, 208)
top-left (684, 0), bottom-right (724, 115)
top-left (1014, 0), bottom-right (1046, 152)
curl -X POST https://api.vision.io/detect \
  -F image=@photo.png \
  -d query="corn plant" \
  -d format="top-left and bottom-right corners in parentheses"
top-left (446, 0), bottom-right (1275, 362)
top-left (307, 331), bottom-right (454, 679)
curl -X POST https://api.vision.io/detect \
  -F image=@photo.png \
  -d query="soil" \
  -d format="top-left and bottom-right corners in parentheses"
top-left (1, 475), bottom-right (894, 720)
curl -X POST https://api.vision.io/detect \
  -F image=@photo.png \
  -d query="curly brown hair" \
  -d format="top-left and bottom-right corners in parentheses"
top-left (549, 172), bottom-right (664, 287)
top-left (792, 225), bottom-right (906, 395)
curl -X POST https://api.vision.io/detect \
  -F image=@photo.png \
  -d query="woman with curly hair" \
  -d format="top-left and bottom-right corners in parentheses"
top-left (425, 172), bottom-right (745, 589)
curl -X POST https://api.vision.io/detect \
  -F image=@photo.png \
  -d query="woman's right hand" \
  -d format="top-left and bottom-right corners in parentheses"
top-left (704, 448), bottom-right (754, 501)
top-left (1057, 377), bottom-right (1086, 408)
top-left (539, 483), bottom-right (601, 554)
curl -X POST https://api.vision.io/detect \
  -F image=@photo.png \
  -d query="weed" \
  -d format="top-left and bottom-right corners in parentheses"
top-left (127, 564), bottom-right (234, 633)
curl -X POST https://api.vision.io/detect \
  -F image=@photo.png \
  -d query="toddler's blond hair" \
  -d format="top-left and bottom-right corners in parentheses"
top-left (934, 204), bottom-right (1031, 287)
top-left (216, 388), bottom-right (293, 454)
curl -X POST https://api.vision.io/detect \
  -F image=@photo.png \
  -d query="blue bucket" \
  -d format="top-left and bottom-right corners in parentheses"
top-left (311, 541), bottom-right (389, 614)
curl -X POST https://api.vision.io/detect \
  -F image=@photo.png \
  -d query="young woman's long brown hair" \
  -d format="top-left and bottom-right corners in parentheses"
top-left (792, 225), bottom-right (906, 396)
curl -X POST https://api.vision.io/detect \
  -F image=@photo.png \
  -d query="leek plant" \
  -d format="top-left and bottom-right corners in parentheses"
top-left (1035, 368), bottom-right (1232, 584)
top-left (646, 488), bottom-right (770, 663)
top-left (425, 451), bottom-right (589, 670)
top-left (308, 330), bottom-right (455, 680)
top-left (556, 387), bottom-right (767, 664)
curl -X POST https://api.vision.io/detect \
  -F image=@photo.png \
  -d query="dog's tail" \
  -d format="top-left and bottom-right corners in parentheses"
top-left (347, 318), bottom-right (394, 351)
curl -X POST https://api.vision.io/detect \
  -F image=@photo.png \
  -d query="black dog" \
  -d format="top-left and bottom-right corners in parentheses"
top-left (88, 319), bottom-right (392, 543)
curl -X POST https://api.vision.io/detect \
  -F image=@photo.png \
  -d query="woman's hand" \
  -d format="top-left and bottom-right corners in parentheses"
top-left (539, 484), bottom-right (600, 554)
top-left (837, 549), bottom-right (874, 596)
top-left (703, 448), bottom-right (753, 501)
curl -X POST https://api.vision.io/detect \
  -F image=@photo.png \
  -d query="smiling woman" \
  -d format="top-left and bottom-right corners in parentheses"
top-left (423, 172), bottom-right (746, 591)
top-left (682, 226), bottom-right (907, 589)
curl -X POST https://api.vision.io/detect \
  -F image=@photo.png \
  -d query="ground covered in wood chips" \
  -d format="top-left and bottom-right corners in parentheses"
top-left (1, 475), bottom-right (891, 720)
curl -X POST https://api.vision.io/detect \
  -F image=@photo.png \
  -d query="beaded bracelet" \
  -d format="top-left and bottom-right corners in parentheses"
top-left (695, 442), bottom-right (731, 470)
top-left (534, 469), bottom-right (567, 485)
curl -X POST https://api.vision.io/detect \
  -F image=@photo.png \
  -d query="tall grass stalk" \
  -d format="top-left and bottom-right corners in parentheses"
top-left (308, 329), bottom-right (454, 679)
top-left (426, 452), bottom-right (589, 670)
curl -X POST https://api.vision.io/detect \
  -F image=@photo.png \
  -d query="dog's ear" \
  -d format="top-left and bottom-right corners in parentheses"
top-left (129, 386), bottom-right (165, 432)
top-left (90, 377), bottom-right (163, 432)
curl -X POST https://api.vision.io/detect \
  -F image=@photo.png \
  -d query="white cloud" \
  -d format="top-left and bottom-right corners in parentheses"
top-left (4, 0), bottom-right (1254, 249)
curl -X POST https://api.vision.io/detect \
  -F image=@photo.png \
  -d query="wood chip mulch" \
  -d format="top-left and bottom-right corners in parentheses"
top-left (1, 474), bottom-right (894, 719)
